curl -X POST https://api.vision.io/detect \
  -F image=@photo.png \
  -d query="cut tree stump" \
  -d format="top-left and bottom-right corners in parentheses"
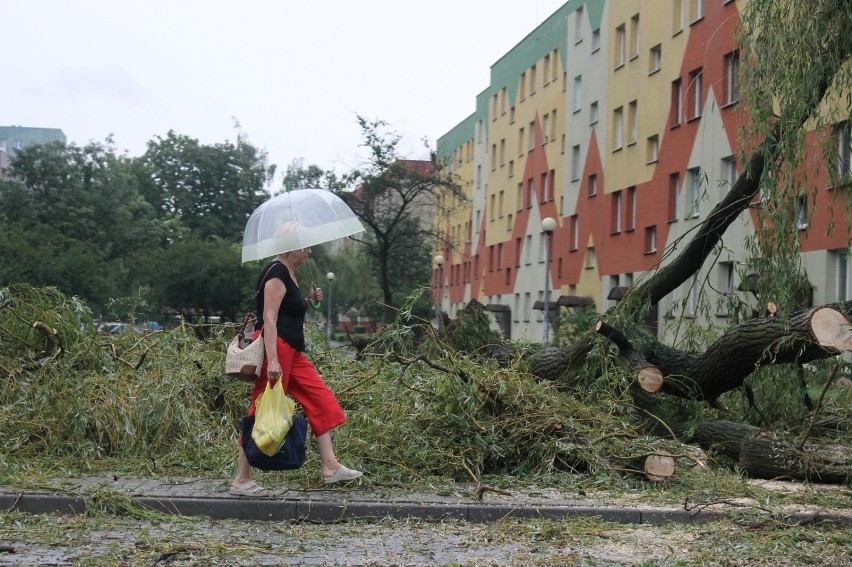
top-left (631, 450), bottom-right (676, 482)
top-left (811, 306), bottom-right (852, 352)
top-left (637, 365), bottom-right (664, 393)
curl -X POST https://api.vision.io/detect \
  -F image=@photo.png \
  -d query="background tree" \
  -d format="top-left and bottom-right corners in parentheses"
top-left (135, 129), bottom-right (274, 242)
top-left (339, 116), bottom-right (465, 322)
top-left (281, 158), bottom-right (345, 193)
top-left (0, 140), bottom-right (164, 311)
top-left (144, 236), bottom-right (253, 323)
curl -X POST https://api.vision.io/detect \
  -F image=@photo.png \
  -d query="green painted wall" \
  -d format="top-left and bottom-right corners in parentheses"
top-left (437, 1), bottom-right (605, 162)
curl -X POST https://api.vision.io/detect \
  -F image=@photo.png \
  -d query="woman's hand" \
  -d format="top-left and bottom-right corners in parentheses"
top-left (310, 287), bottom-right (323, 302)
top-left (266, 359), bottom-right (283, 381)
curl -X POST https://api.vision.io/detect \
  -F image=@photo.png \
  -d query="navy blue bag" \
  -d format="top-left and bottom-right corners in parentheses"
top-left (241, 414), bottom-right (308, 471)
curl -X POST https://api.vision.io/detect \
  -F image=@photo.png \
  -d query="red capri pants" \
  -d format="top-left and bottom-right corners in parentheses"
top-left (247, 335), bottom-right (346, 437)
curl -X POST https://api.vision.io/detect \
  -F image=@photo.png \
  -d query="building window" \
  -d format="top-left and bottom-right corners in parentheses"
top-left (673, 0), bottom-right (685, 34)
top-left (543, 54), bottom-right (551, 86)
top-left (570, 215), bottom-right (579, 251)
top-left (837, 121), bottom-right (852, 178)
top-left (722, 156), bottom-right (737, 193)
top-left (585, 246), bottom-right (596, 269)
top-left (508, 160), bottom-right (514, 178)
top-left (613, 106), bottom-right (624, 151)
top-left (628, 100), bottom-right (638, 145)
top-left (517, 183), bottom-right (523, 211)
top-left (797, 195), bottom-right (809, 230)
top-left (542, 114), bottom-right (550, 143)
top-left (510, 106), bottom-right (516, 124)
top-left (524, 292), bottom-right (531, 322)
top-left (528, 121), bottom-right (535, 151)
top-left (612, 190), bottom-right (623, 233)
top-left (688, 274), bottom-right (699, 316)
top-left (615, 24), bottom-right (626, 68)
top-left (527, 179), bottom-right (535, 208)
top-left (491, 144), bottom-right (497, 170)
top-left (671, 79), bottom-right (683, 127)
top-left (518, 127), bottom-right (525, 156)
top-left (724, 51), bottom-right (740, 105)
top-left (592, 28), bottom-right (601, 52)
top-left (551, 49), bottom-right (559, 82)
top-left (687, 167), bottom-right (702, 218)
top-left (549, 169), bottom-right (555, 201)
top-left (575, 5), bottom-right (584, 43)
top-left (718, 261), bottom-right (735, 315)
top-left (540, 172), bottom-right (548, 203)
top-left (573, 76), bottom-right (583, 113)
top-left (690, 0), bottom-right (704, 23)
top-left (645, 226), bottom-right (657, 253)
top-left (550, 109), bottom-right (557, 141)
top-left (629, 14), bottom-right (640, 60)
top-left (588, 173), bottom-right (598, 197)
top-left (529, 64), bottom-right (537, 95)
top-left (520, 72), bottom-right (527, 101)
top-left (590, 101), bottom-right (599, 125)
top-left (626, 186), bottom-right (636, 231)
top-left (649, 44), bottom-right (662, 74)
top-left (571, 145), bottom-right (581, 181)
top-left (525, 235), bottom-right (532, 265)
top-left (668, 172), bottom-right (681, 221)
top-left (689, 68), bottom-right (703, 119)
top-left (647, 134), bottom-right (660, 163)
top-left (499, 139), bottom-right (506, 167)
top-left (835, 250), bottom-right (849, 301)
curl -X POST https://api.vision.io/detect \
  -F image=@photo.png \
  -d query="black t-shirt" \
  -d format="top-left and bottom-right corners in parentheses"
top-left (255, 261), bottom-right (307, 352)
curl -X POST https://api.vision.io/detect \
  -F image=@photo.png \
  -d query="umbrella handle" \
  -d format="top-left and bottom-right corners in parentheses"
top-left (308, 284), bottom-right (321, 309)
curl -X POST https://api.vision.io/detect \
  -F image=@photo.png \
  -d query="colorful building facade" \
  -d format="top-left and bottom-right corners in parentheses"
top-left (434, 0), bottom-right (851, 343)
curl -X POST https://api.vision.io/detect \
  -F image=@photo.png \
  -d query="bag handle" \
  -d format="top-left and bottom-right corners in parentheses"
top-left (237, 261), bottom-right (280, 343)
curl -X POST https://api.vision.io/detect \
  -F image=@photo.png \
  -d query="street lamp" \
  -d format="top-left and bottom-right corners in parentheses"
top-left (326, 272), bottom-right (335, 342)
top-left (434, 255), bottom-right (445, 332)
top-left (542, 217), bottom-right (557, 345)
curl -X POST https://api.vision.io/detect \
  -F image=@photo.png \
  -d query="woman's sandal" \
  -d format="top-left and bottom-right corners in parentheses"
top-left (323, 465), bottom-right (363, 484)
top-left (229, 480), bottom-right (270, 497)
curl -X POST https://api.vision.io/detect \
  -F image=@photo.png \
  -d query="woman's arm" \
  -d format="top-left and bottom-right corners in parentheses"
top-left (262, 278), bottom-right (286, 381)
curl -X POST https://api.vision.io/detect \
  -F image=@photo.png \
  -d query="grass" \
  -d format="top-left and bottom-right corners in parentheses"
top-left (0, 284), bottom-right (849, 518)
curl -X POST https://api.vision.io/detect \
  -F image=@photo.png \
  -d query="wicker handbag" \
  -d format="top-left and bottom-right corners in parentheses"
top-left (224, 262), bottom-right (278, 381)
top-left (225, 322), bottom-right (265, 382)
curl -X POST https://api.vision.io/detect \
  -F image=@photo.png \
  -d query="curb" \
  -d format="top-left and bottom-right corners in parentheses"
top-left (2, 491), bottom-right (847, 527)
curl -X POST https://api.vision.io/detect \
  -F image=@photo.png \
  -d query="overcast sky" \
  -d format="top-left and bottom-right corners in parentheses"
top-left (3, 0), bottom-right (567, 182)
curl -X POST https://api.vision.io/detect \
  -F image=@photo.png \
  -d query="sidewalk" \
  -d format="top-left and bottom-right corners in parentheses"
top-left (1, 476), bottom-right (848, 526)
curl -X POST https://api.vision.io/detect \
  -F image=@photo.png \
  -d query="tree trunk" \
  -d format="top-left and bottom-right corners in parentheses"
top-left (648, 306), bottom-right (852, 400)
top-left (533, 305), bottom-right (852, 402)
top-left (673, 419), bottom-right (761, 460)
top-left (739, 433), bottom-right (852, 484)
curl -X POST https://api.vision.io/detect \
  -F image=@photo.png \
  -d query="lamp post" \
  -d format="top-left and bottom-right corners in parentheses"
top-left (434, 255), bottom-right (445, 332)
top-left (326, 272), bottom-right (335, 342)
top-left (541, 217), bottom-right (557, 345)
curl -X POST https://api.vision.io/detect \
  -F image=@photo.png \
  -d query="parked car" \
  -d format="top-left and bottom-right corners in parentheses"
top-left (97, 322), bottom-right (150, 335)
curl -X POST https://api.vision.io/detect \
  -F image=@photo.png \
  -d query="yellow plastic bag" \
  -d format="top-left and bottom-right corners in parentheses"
top-left (251, 379), bottom-right (295, 457)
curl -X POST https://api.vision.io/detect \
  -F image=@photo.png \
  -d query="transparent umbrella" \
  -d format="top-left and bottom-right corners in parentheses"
top-left (241, 189), bottom-right (365, 264)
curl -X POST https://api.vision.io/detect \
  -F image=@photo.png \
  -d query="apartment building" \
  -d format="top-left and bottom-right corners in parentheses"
top-left (0, 126), bottom-right (67, 181)
top-left (434, 0), bottom-right (851, 342)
